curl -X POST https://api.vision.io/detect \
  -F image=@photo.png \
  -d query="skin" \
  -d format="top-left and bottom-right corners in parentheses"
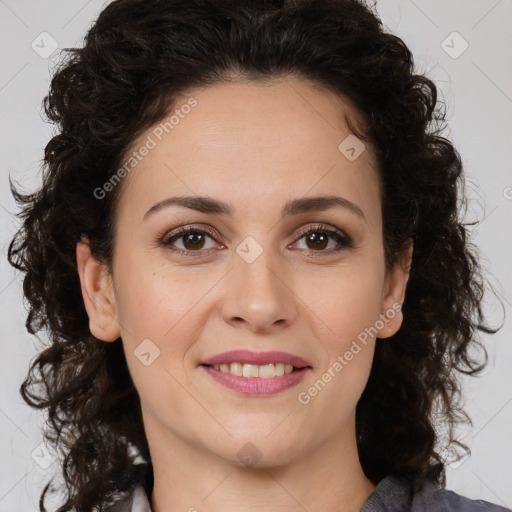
top-left (77, 76), bottom-right (412, 512)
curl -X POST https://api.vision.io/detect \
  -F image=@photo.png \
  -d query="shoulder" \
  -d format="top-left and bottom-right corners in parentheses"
top-left (415, 479), bottom-right (511, 512)
top-left (361, 475), bottom-right (511, 512)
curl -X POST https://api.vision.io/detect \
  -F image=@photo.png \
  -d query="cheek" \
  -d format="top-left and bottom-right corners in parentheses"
top-left (112, 260), bottom-right (232, 412)
top-left (299, 268), bottom-right (382, 417)
top-left (113, 241), bottom-right (195, 331)
top-left (306, 262), bottom-right (385, 346)
top-left (114, 268), bottom-right (208, 420)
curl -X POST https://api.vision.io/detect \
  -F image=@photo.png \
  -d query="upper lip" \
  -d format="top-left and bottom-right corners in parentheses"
top-left (200, 350), bottom-right (312, 368)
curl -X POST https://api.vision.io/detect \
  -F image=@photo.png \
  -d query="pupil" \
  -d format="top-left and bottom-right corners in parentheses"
top-left (184, 232), bottom-right (204, 250)
top-left (308, 232), bottom-right (327, 250)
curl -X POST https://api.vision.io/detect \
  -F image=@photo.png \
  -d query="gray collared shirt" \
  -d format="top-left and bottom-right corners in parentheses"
top-left (107, 474), bottom-right (511, 511)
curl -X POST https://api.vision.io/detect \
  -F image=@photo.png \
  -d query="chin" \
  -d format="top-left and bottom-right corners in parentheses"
top-left (208, 432), bottom-right (306, 469)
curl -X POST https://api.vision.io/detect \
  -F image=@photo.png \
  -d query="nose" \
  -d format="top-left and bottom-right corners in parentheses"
top-left (220, 249), bottom-right (298, 334)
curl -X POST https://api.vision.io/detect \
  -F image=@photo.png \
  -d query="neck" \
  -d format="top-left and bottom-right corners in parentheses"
top-left (148, 415), bottom-right (377, 512)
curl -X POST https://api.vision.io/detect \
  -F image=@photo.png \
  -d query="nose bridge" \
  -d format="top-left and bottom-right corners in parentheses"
top-left (221, 235), bottom-right (297, 331)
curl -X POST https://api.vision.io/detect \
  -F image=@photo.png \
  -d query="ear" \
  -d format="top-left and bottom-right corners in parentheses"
top-left (376, 238), bottom-right (413, 339)
top-left (76, 235), bottom-right (121, 342)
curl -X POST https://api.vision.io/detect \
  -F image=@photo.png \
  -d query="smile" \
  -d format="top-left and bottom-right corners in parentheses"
top-left (200, 364), bottom-right (311, 395)
top-left (205, 362), bottom-right (296, 378)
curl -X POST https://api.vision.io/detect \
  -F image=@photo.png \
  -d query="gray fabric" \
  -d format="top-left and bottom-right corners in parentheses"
top-left (107, 475), bottom-right (512, 511)
top-left (360, 475), bottom-right (511, 512)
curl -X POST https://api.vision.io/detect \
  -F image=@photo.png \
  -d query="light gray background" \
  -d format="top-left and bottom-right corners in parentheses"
top-left (1, 0), bottom-right (511, 510)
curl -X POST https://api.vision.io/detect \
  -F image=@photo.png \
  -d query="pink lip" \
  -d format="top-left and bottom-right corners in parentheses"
top-left (201, 365), bottom-right (311, 395)
top-left (200, 350), bottom-right (311, 368)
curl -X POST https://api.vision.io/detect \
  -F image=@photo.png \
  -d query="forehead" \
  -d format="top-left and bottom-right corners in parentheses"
top-left (115, 77), bottom-right (380, 225)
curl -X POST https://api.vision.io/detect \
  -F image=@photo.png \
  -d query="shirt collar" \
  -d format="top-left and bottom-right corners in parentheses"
top-left (118, 475), bottom-right (412, 512)
top-left (111, 484), bottom-right (152, 512)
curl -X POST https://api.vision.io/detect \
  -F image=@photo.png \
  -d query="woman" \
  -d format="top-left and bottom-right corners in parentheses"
top-left (8, 0), bottom-right (510, 511)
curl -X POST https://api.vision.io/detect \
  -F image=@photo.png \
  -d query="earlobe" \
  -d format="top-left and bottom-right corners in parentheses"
top-left (377, 239), bottom-right (413, 339)
top-left (76, 236), bottom-right (121, 342)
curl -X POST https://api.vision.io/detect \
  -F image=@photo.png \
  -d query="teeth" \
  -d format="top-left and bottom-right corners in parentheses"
top-left (211, 362), bottom-right (295, 378)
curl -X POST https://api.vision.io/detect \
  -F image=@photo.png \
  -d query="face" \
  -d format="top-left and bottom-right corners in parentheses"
top-left (77, 77), bottom-right (411, 468)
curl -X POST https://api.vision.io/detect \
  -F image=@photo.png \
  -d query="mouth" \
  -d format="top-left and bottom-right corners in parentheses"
top-left (200, 350), bottom-right (311, 371)
top-left (198, 350), bottom-right (312, 395)
top-left (200, 363), bottom-right (311, 395)
top-left (199, 362), bottom-right (309, 378)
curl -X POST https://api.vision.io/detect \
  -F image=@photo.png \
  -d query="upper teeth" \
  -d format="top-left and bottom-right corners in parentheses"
top-left (212, 362), bottom-right (295, 378)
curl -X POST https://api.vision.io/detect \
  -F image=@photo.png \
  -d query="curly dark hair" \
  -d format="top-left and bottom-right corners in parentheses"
top-left (7, 0), bottom-right (501, 510)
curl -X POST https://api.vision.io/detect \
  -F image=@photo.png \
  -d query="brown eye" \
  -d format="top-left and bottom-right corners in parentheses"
top-left (178, 231), bottom-right (207, 250)
top-left (303, 231), bottom-right (330, 251)
top-left (161, 227), bottom-right (220, 254)
top-left (160, 224), bottom-right (352, 257)
top-left (291, 225), bottom-right (353, 254)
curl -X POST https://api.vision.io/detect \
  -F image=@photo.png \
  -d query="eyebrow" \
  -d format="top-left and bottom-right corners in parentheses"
top-left (143, 195), bottom-right (366, 222)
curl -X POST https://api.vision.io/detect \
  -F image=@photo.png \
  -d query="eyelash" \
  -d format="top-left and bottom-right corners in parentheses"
top-left (159, 223), bottom-right (353, 258)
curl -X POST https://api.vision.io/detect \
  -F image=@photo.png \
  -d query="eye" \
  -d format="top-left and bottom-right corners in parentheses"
top-left (290, 224), bottom-right (353, 255)
top-left (159, 223), bottom-right (352, 257)
top-left (160, 226), bottom-right (222, 256)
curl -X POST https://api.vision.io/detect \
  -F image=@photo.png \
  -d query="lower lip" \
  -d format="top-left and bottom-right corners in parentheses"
top-left (200, 365), bottom-right (310, 395)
